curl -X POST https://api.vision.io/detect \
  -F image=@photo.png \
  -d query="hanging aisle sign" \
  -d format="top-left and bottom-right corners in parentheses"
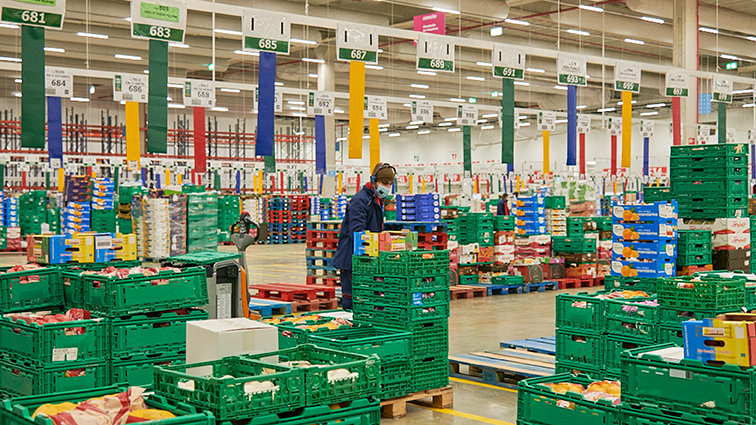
top-left (412, 100), bottom-right (433, 123)
top-left (242, 11), bottom-right (290, 54)
top-left (749, 130), bottom-right (756, 144)
top-left (557, 53), bottom-right (587, 86)
top-left (727, 128), bottom-right (736, 143)
top-left (665, 70), bottom-right (688, 97)
top-left (183, 79), bottom-right (214, 108)
top-left (364, 96), bottom-right (387, 120)
top-left (113, 73), bottom-right (148, 103)
top-left (538, 111), bottom-right (556, 131)
top-left (578, 115), bottom-right (591, 134)
top-left (609, 117), bottom-right (622, 136)
top-left (492, 46), bottom-right (524, 79)
top-left (45, 67), bottom-right (72, 98)
top-left (512, 110), bottom-right (518, 130)
top-left (254, 87), bottom-right (283, 113)
top-left (697, 124), bottom-right (712, 143)
top-left (308, 91), bottom-right (334, 116)
top-left (614, 60), bottom-right (641, 93)
top-left (457, 105), bottom-right (478, 126)
top-left (416, 33), bottom-right (454, 73)
top-left (712, 76), bottom-right (733, 103)
top-left (0, 0), bottom-right (66, 29)
top-left (641, 121), bottom-right (654, 138)
top-left (336, 24), bottom-right (379, 63)
top-left (130, 0), bottom-right (186, 42)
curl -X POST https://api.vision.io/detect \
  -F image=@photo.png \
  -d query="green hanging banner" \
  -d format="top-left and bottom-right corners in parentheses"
top-left (214, 170), bottom-right (221, 191)
top-left (264, 155), bottom-right (276, 173)
top-left (501, 78), bottom-right (515, 164)
top-left (114, 166), bottom-right (120, 189)
top-left (21, 26), bottom-right (45, 149)
top-left (147, 40), bottom-right (168, 153)
top-left (463, 126), bottom-right (472, 174)
top-left (718, 102), bottom-right (727, 144)
top-left (298, 171), bottom-right (304, 193)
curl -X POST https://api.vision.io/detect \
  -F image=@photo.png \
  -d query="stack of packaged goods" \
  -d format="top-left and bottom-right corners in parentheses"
top-left (611, 202), bottom-right (677, 280)
top-left (493, 218), bottom-right (515, 265)
top-left (396, 193), bottom-right (441, 221)
top-left (217, 194), bottom-right (240, 243)
top-left (514, 195), bottom-right (546, 236)
top-left (306, 221), bottom-right (341, 285)
top-left (240, 194), bottom-right (266, 225)
top-left (28, 232), bottom-right (137, 265)
top-left (268, 195), bottom-right (292, 244)
top-left (117, 185), bottom-right (144, 234)
top-left (169, 194), bottom-right (187, 257)
top-left (600, 196), bottom-right (612, 216)
top-left (552, 236), bottom-right (597, 279)
top-left (143, 197), bottom-right (170, 260)
top-left (454, 212), bottom-right (494, 284)
top-left (511, 234), bottom-right (553, 283)
top-left (352, 246), bottom-right (450, 396)
top-left (64, 202), bottom-right (91, 234)
top-left (291, 195), bottom-right (310, 243)
top-left (131, 194), bottom-right (144, 258)
top-left (4, 197), bottom-right (18, 229)
top-left (65, 175), bottom-right (93, 204)
top-left (384, 196), bottom-right (397, 221)
top-left (309, 196), bottom-right (321, 217)
top-left (544, 196), bottom-right (567, 237)
top-left (594, 217), bottom-right (613, 276)
top-left (676, 230), bottom-right (713, 276)
top-left (555, 181), bottom-right (597, 217)
top-left (332, 195), bottom-right (347, 219)
top-left (670, 143), bottom-right (749, 220)
top-left (91, 178), bottom-right (116, 233)
top-left (187, 191), bottom-right (218, 253)
top-left (385, 221), bottom-right (447, 252)
top-left (18, 190), bottom-right (48, 236)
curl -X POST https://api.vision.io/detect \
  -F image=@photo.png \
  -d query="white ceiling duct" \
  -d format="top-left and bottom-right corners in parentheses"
top-left (391, 0), bottom-right (510, 20)
top-left (216, 0), bottom-right (391, 26)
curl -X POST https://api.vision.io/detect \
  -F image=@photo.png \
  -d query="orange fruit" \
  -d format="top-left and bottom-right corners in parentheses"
top-left (622, 210), bottom-right (633, 221)
top-left (621, 265), bottom-right (631, 276)
top-left (622, 247), bottom-right (632, 257)
top-left (632, 232), bottom-right (640, 239)
top-left (632, 213), bottom-right (641, 221)
top-left (631, 250), bottom-right (639, 258)
top-left (622, 229), bottom-right (633, 239)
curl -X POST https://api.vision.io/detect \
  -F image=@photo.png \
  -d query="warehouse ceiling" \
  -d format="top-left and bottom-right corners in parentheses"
top-left (0, 0), bottom-right (756, 127)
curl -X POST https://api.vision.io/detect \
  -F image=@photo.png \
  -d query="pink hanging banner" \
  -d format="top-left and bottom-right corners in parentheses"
top-left (414, 12), bottom-right (446, 34)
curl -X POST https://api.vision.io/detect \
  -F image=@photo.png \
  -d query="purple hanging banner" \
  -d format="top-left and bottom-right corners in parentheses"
top-left (256, 52), bottom-right (276, 157)
top-left (643, 137), bottom-right (650, 177)
top-left (315, 115), bottom-right (326, 175)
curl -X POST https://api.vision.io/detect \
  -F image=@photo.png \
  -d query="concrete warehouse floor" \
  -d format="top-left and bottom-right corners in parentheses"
top-left (1, 244), bottom-right (587, 425)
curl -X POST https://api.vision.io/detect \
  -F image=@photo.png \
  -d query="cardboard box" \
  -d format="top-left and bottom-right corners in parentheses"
top-left (612, 239), bottom-right (677, 260)
top-left (611, 257), bottom-right (675, 278)
top-left (612, 201), bottom-right (678, 222)
top-left (494, 231), bottom-right (515, 245)
top-left (678, 218), bottom-right (750, 236)
top-left (186, 319), bottom-right (278, 375)
top-left (713, 232), bottom-right (751, 250)
top-left (612, 221), bottom-right (677, 241)
top-left (683, 316), bottom-right (756, 367)
top-left (565, 262), bottom-right (597, 278)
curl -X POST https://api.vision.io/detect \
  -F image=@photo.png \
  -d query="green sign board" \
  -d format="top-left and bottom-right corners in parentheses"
top-left (493, 66), bottom-right (524, 79)
top-left (140, 2), bottom-right (179, 22)
top-left (132, 22), bottom-right (183, 41)
top-left (244, 36), bottom-right (289, 54)
top-left (417, 57), bottom-right (454, 72)
top-left (665, 87), bottom-right (688, 97)
top-left (713, 92), bottom-right (733, 103)
top-left (614, 81), bottom-right (640, 92)
top-left (338, 48), bottom-right (378, 63)
top-left (1, 7), bottom-right (61, 27)
top-left (558, 74), bottom-right (587, 86)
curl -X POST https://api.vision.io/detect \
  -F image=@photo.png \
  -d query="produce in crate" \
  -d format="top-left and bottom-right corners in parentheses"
top-left (81, 266), bottom-right (183, 279)
top-left (4, 263), bottom-right (42, 282)
top-left (543, 380), bottom-right (621, 406)
top-left (5, 308), bottom-right (91, 328)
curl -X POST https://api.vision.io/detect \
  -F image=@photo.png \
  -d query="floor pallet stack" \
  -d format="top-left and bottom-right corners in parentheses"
top-left (186, 191), bottom-right (218, 253)
top-left (18, 191), bottom-right (49, 236)
top-left (396, 194), bottom-right (441, 222)
top-left (217, 194), bottom-right (240, 243)
top-left (306, 220), bottom-right (341, 286)
top-left (544, 196), bottom-right (567, 237)
top-left (352, 248), bottom-right (450, 398)
top-left (291, 195), bottom-right (310, 243)
top-left (493, 215), bottom-right (515, 265)
top-left (511, 234), bottom-right (552, 284)
top-left (676, 229), bottom-right (713, 276)
top-left (455, 212), bottom-right (494, 286)
top-left (240, 194), bottom-right (267, 225)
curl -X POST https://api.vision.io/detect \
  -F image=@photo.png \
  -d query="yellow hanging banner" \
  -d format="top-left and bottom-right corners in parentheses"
top-left (421, 177), bottom-right (426, 194)
top-left (177, 173), bottom-right (182, 185)
top-left (409, 174), bottom-right (414, 194)
top-left (257, 170), bottom-right (263, 194)
top-left (621, 91), bottom-right (632, 168)
top-left (165, 169), bottom-right (171, 186)
top-left (125, 102), bottom-right (141, 170)
top-left (369, 119), bottom-right (380, 171)
top-left (348, 61), bottom-right (366, 159)
top-left (338, 172), bottom-right (343, 194)
top-left (57, 168), bottom-right (64, 192)
top-left (543, 131), bottom-right (550, 175)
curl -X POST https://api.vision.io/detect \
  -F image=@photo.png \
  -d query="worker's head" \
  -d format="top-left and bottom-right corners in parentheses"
top-left (371, 163), bottom-right (396, 199)
top-left (503, 194), bottom-right (509, 200)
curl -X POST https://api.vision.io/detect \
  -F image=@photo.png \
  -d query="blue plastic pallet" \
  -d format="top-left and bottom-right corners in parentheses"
top-left (523, 281), bottom-right (557, 292)
top-left (499, 336), bottom-right (556, 355)
top-left (468, 283), bottom-right (524, 296)
top-left (384, 221), bottom-right (448, 233)
top-left (248, 299), bottom-right (292, 316)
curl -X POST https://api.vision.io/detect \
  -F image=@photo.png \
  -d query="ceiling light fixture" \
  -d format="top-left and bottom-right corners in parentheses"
top-left (597, 107), bottom-right (616, 112)
top-left (70, 97), bottom-right (90, 102)
top-left (699, 27), bottom-right (719, 34)
top-left (292, 113), bottom-right (308, 117)
top-left (0, 23), bottom-right (19, 29)
top-left (14, 79), bottom-right (21, 83)
top-left (289, 106), bottom-right (306, 111)
top-left (526, 68), bottom-right (545, 73)
top-left (379, 128), bottom-right (388, 132)
top-left (721, 54), bottom-right (740, 60)
top-left (520, 122), bottom-right (531, 127)
top-left (641, 16), bottom-right (665, 24)
top-left (439, 122), bottom-right (453, 127)
top-left (432, 7), bottom-right (460, 14)
top-left (514, 81), bottom-right (530, 86)
top-left (450, 98), bottom-right (466, 102)
top-left (389, 133), bottom-right (400, 137)
top-left (143, 70), bottom-right (150, 74)
top-left (365, 65), bottom-right (383, 70)
top-left (505, 18), bottom-right (529, 26)
top-left (466, 76), bottom-right (485, 81)
top-left (743, 103), bottom-right (756, 108)
top-left (404, 103), bottom-right (412, 107)
top-left (748, 36), bottom-right (756, 42)
top-left (624, 38), bottom-right (645, 45)
top-left (555, 119), bottom-right (568, 124)
top-left (211, 106), bottom-right (229, 112)
top-left (334, 109), bottom-right (345, 114)
top-left (0, 56), bottom-right (21, 62)
top-left (409, 94), bottom-right (426, 99)
top-left (418, 130), bottom-right (431, 135)
top-left (115, 54), bottom-right (142, 61)
top-left (578, 4), bottom-right (604, 12)
top-left (411, 84), bottom-right (430, 89)
top-left (444, 117), bottom-right (458, 122)
top-left (406, 125), bottom-right (419, 130)
top-left (77, 32), bottom-right (109, 39)
top-left (336, 137), bottom-right (347, 142)
top-left (213, 29), bottom-right (243, 36)
top-left (733, 89), bottom-right (754, 94)
top-left (476, 61), bottom-right (492, 67)
top-left (168, 103), bottom-right (186, 109)
top-left (44, 47), bottom-right (65, 53)
top-left (482, 113), bottom-right (498, 118)
top-left (554, 85), bottom-right (569, 91)
top-left (290, 38), bottom-right (318, 45)
top-left (275, 82), bottom-right (284, 86)
top-left (234, 50), bottom-right (260, 56)
top-left (576, 105), bottom-right (587, 109)
top-left (13, 92), bottom-right (21, 97)
top-left (418, 70), bottom-right (437, 76)
top-left (448, 128), bottom-right (462, 132)
top-left (288, 101), bottom-right (305, 105)
top-left (410, 121), bottom-right (424, 125)
top-left (481, 125), bottom-right (495, 130)
top-left (567, 29), bottom-right (590, 36)
top-left (169, 43), bottom-right (190, 48)
top-left (490, 27), bottom-right (503, 36)
top-left (308, 73), bottom-right (319, 78)
top-left (167, 83), bottom-right (183, 88)
top-left (378, 123), bottom-right (391, 128)
top-left (640, 111), bottom-right (659, 116)
top-left (220, 88), bottom-right (241, 93)
top-left (646, 103), bottom-right (666, 108)
top-left (302, 58), bottom-right (325, 63)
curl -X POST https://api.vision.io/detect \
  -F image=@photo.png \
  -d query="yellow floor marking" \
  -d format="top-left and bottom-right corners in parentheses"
top-left (450, 377), bottom-right (518, 394)
top-left (414, 405), bottom-right (516, 425)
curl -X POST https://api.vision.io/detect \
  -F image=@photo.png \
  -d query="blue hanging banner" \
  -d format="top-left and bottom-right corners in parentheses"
top-left (304, 176), bottom-right (308, 193)
top-left (643, 137), bottom-right (650, 177)
top-left (319, 174), bottom-right (323, 195)
top-left (315, 115), bottom-right (326, 175)
top-left (236, 170), bottom-right (241, 193)
top-left (155, 172), bottom-right (161, 189)
top-left (47, 96), bottom-right (63, 167)
top-left (141, 168), bottom-right (147, 186)
top-left (567, 85), bottom-right (577, 166)
top-left (256, 52), bottom-right (276, 157)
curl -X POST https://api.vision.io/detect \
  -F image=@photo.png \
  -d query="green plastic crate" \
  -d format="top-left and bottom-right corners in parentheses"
top-left (517, 373), bottom-right (619, 425)
top-left (378, 250), bottom-right (450, 276)
top-left (604, 316), bottom-right (657, 342)
top-left (354, 301), bottom-right (450, 324)
top-left (604, 297), bottom-right (659, 323)
top-left (670, 164), bottom-right (748, 179)
top-left (352, 274), bottom-right (448, 292)
top-left (352, 256), bottom-right (380, 275)
top-left (410, 354), bottom-right (448, 392)
top-left (242, 344), bottom-right (381, 408)
top-left (555, 292), bottom-right (608, 331)
top-left (555, 329), bottom-right (603, 368)
top-left (657, 276), bottom-right (745, 310)
top-left (676, 252), bottom-right (712, 266)
top-left (621, 343), bottom-right (753, 422)
top-left (307, 326), bottom-right (412, 362)
top-left (110, 309), bottom-right (208, 358)
top-left (656, 325), bottom-right (683, 345)
top-left (411, 320), bottom-right (449, 356)
top-left (0, 386), bottom-right (213, 425)
top-left (381, 379), bottom-right (412, 400)
top-left (603, 334), bottom-right (647, 375)
top-left (677, 229), bottom-right (712, 246)
top-left (677, 205), bottom-right (748, 219)
top-left (0, 309), bottom-right (108, 367)
top-left (643, 187), bottom-right (673, 203)
top-left (0, 266), bottom-right (63, 314)
top-left (552, 237), bottom-right (597, 254)
top-left (494, 215), bottom-right (515, 231)
top-left (604, 276), bottom-right (658, 294)
top-left (670, 178), bottom-right (748, 197)
top-left (353, 287), bottom-right (449, 306)
top-left (658, 306), bottom-right (741, 327)
top-left (78, 266), bottom-right (209, 317)
top-left (0, 357), bottom-right (109, 397)
top-left (544, 196), bottom-right (566, 209)
top-left (111, 352), bottom-right (185, 388)
top-left (491, 275), bottom-right (525, 286)
top-left (677, 243), bottom-right (711, 256)
top-left (619, 405), bottom-right (742, 425)
top-left (276, 320), bottom-right (352, 350)
top-left (671, 143), bottom-right (749, 157)
top-left (459, 275), bottom-right (478, 285)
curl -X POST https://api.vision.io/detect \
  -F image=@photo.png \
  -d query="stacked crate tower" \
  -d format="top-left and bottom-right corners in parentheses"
top-left (306, 221), bottom-right (340, 285)
top-left (91, 178), bottom-right (116, 233)
top-left (240, 194), bottom-right (266, 225)
top-left (544, 196), bottom-right (567, 237)
top-left (595, 216), bottom-right (613, 277)
top-left (218, 194), bottom-right (240, 243)
top-left (332, 195), bottom-right (347, 219)
top-left (186, 191), bottom-right (218, 253)
top-left (671, 144), bottom-right (751, 273)
top-left (352, 248), bottom-right (450, 396)
top-left (455, 212), bottom-right (494, 284)
top-left (676, 229), bottom-right (713, 276)
top-left (268, 196), bottom-right (292, 244)
top-left (290, 195), bottom-right (310, 243)
top-left (493, 215), bottom-right (515, 265)
top-left (563, 217), bottom-right (598, 280)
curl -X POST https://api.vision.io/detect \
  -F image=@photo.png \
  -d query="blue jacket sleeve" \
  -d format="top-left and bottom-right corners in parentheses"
top-left (497, 200), bottom-right (506, 216)
top-left (349, 194), bottom-right (371, 233)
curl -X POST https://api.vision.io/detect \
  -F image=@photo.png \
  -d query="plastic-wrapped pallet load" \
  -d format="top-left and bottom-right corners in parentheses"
top-left (187, 191), bottom-right (218, 252)
top-left (332, 195), bottom-right (347, 219)
top-left (170, 194), bottom-right (187, 256)
top-left (143, 197), bottom-right (170, 259)
top-left (611, 201), bottom-right (678, 279)
top-left (241, 195), bottom-right (266, 225)
top-left (218, 194), bottom-right (240, 243)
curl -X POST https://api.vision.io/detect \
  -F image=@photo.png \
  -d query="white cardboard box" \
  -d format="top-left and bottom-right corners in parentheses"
top-left (186, 318), bottom-right (278, 375)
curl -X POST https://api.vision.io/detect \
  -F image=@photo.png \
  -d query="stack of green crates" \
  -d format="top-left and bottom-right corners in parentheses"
top-left (18, 191), bottom-right (48, 236)
top-left (0, 226), bottom-right (6, 250)
top-left (457, 212), bottom-right (478, 244)
top-left (352, 250), bottom-right (450, 394)
top-left (670, 144), bottom-right (749, 218)
top-left (218, 194), bottom-right (240, 243)
top-left (544, 196), bottom-right (566, 210)
top-left (567, 217), bottom-right (596, 237)
top-left (643, 186), bottom-right (673, 203)
top-left (476, 213), bottom-right (494, 246)
top-left (551, 236), bottom-right (596, 254)
top-left (187, 192), bottom-right (219, 252)
top-left (444, 217), bottom-right (459, 241)
top-left (91, 208), bottom-right (117, 233)
top-left (494, 215), bottom-right (515, 231)
top-left (676, 229), bottom-right (712, 270)
top-left (751, 216), bottom-right (756, 274)
top-left (604, 276), bottom-right (660, 293)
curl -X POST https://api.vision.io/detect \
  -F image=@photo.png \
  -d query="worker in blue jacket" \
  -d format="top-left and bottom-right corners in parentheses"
top-left (332, 163), bottom-right (396, 310)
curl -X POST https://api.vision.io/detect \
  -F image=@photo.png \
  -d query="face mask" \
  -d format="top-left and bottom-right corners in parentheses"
top-left (375, 184), bottom-right (391, 199)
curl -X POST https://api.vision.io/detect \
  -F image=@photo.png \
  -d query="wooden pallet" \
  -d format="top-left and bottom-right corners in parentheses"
top-left (247, 298), bottom-right (292, 317)
top-left (306, 275), bottom-right (341, 286)
top-left (593, 275), bottom-right (605, 287)
top-left (556, 278), bottom-right (595, 290)
top-left (449, 285), bottom-right (486, 300)
top-left (523, 281), bottom-right (557, 292)
top-left (467, 283), bottom-right (523, 296)
top-left (499, 336), bottom-right (556, 355)
top-left (290, 297), bottom-right (339, 312)
top-left (380, 386), bottom-right (454, 419)
top-left (250, 283), bottom-right (336, 301)
top-left (449, 349), bottom-right (555, 389)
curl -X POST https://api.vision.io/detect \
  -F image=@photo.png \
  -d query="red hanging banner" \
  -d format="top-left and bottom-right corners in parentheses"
top-left (193, 107), bottom-right (207, 173)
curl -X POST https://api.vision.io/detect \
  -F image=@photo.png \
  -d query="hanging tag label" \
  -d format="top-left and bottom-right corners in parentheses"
top-left (308, 91), bottom-right (334, 116)
top-left (416, 33), bottom-right (455, 73)
top-left (0, 0), bottom-right (66, 30)
top-left (614, 60), bottom-right (641, 93)
top-left (45, 67), bottom-right (73, 98)
top-left (130, 0), bottom-right (187, 43)
top-left (727, 128), bottom-right (736, 143)
top-left (412, 100), bottom-right (433, 123)
top-left (578, 115), bottom-right (591, 134)
top-left (457, 105), bottom-right (478, 126)
top-left (242, 11), bottom-right (290, 55)
top-left (336, 23), bottom-right (379, 63)
top-left (492, 46), bottom-right (524, 79)
top-left (641, 121), bottom-right (654, 138)
top-left (697, 124), bottom-right (711, 143)
top-left (183, 79), bottom-right (214, 108)
top-left (128, 160), bottom-right (139, 171)
top-left (712, 76), bottom-right (733, 103)
top-left (113, 74), bottom-right (148, 103)
top-left (49, 158), bottom-right (62, 169)
top-left (749, 130), bottom-right (756, 145)
top-left (364, 96), bottom-right (387, 120)
top-left (538, 111), bottom-right (556, 131)
top-left (557, 53), bottom-right (587, 86)
top-left (665, 70), bottom-right (689, 97)
top-left (609, 117), bottom-right (622, 136)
